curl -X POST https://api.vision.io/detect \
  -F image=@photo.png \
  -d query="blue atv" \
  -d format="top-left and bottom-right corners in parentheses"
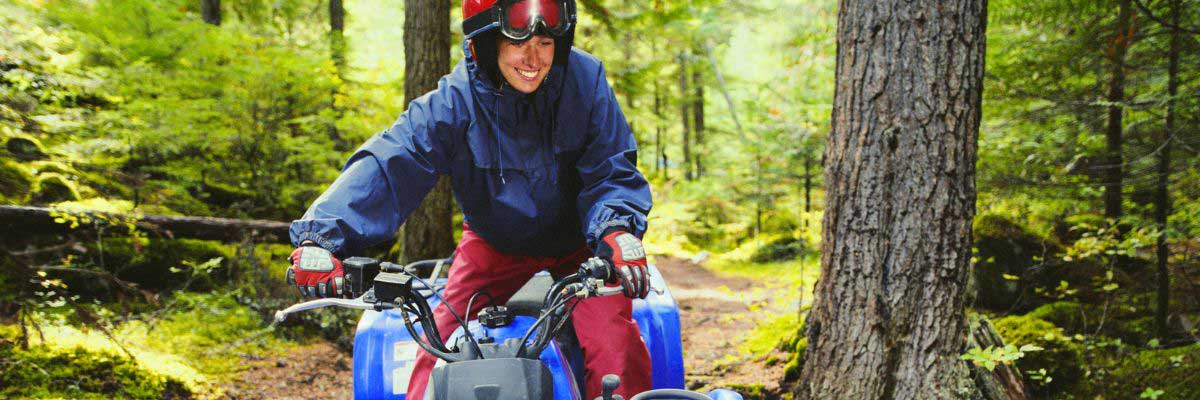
top-left (276, 256), bottom-right (742, 400)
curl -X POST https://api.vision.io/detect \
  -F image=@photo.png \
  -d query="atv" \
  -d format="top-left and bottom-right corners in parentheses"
top-left (275, 256), bottom-right (742, 400)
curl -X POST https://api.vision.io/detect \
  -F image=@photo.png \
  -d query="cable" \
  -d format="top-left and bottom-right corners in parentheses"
top-left (518, 292), bottom-right (575, 358)
top-left (400, 270), bottom-right (481, 355)
top-left (466, 290), bottom-right (495, 318)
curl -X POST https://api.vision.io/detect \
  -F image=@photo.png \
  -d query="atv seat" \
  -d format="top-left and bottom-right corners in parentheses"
top-left (505, 271), bottom-right (555, 317)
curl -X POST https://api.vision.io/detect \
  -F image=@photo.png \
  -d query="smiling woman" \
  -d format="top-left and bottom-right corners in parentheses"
top-left (498, 35), bottom-right (556, 93)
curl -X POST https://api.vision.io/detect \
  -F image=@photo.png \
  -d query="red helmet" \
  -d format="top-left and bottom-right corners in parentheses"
top-left (463, 0), bottom-right (576, 41)
top-left (463, 0), bottom-right (577, 77)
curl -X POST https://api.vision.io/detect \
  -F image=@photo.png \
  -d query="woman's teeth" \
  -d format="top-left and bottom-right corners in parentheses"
top-left (518, 69), bottom-right (538, 79)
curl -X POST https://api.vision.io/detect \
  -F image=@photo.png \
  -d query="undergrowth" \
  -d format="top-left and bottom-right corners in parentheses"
top-left (3, 291), bottom-right (293, 399)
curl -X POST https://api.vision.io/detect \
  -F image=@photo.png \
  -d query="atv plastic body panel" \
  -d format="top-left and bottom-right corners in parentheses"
top-left (352, 264), bottom-right (686, 399)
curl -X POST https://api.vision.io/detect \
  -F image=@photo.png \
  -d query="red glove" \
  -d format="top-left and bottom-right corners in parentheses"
top-left (595, 230), bottom-right (650, 299)
top-left (286, 244), bottom-right (347, 298)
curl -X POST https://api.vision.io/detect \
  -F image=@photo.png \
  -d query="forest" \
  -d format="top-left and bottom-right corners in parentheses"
top-left (0, 0), bottom-right (1197, 399)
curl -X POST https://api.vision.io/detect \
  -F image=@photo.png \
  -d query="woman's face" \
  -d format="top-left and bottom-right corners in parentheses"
top-left (497, 35), bottom-right (555, 94)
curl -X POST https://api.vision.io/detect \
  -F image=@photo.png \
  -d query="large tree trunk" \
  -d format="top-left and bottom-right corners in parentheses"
top-left (693, 67), bottom-right (705, 178)
top-left (1155, 0), bottom-right (1180, 339)
top-left (679, 52), bottom-right (693, 181)
top-left (796, 0), bottom-right (987, 398)
top-left (395, 0), bottom-right (454, 263)
top-left (201, 0), bottom-right (220, 26)
top-left (1104, 0), bottom-right (1133, 222)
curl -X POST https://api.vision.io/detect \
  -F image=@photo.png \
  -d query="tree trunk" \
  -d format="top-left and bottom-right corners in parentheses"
top-left (679, 52), bottom-right (693, 181)
top-left (655, 81), bottom-right (667, 179)
top-left (796, 0), bottom-right (987, 397)
top-left (330, 0), bottom-right (346, 69)
top-left (1155, 0), bottom-right (1180, 339)
top-left (396, 0), bottom-right (454, 263)
top-left (201, 0), bottom-right (220, 26)
top-left (693, 67), bottom-right (705, 178)
top-left (1104, 0), bottom-right (1133, 223)
top-left (328, 0), bottom-right (347, 150)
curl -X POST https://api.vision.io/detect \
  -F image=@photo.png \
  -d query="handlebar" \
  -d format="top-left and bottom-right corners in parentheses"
top-left (273, 257), bottom-right (660, 362)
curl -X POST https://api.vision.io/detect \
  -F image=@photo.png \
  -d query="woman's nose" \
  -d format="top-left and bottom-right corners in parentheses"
top-left (522, 44), bottom-right (541, 65)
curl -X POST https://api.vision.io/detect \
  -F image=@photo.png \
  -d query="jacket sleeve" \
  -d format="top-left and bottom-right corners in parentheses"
top-left (289, 81), bottom-right (465, 256)
top-left (576, 63), bottom-right (653, 250)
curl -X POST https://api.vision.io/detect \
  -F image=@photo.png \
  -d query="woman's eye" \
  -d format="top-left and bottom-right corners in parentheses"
top-left (540, 40), bottom-right (553, 46)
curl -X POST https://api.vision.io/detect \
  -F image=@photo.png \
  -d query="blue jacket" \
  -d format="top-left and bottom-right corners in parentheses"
top-left (289, 43), bottom-right (652, 258)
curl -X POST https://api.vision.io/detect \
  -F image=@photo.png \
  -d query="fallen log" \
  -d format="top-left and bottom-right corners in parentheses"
top-left (0, 205), bottom-right (290, 242)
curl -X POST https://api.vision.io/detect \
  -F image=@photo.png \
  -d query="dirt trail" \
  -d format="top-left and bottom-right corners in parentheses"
top-left (223, 342), bottom-right (353, 400)
top-left (655, 256), bottom-right (790, 398)
top-left (226, 256), bottom-right (787, 399)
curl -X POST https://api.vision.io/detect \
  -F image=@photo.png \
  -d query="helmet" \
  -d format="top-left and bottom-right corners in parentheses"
top-left (463, 0), bottom-right (576, 76)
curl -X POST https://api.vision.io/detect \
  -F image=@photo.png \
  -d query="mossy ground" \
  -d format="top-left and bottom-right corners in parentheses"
top-left (3, 292), bottom-right (295, 399)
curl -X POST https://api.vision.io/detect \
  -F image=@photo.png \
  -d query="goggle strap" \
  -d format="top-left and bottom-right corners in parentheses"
top-left (463, 9), bottom-right (498, 38)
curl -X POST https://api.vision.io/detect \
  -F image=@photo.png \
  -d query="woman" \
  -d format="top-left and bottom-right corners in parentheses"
top-left (284, 0), bottom-right (654, 398)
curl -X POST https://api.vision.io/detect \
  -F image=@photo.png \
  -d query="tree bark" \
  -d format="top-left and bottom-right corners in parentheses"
top-left (796, 0), bottom-right (987, 398)
top-left (0, 206), bottom-right (288, 242)
top-left (201, 0), bottom-right (220, 26)
top-left (1154, 0), bottom-right (1180, 339)
top-left (1104, 0), bottom-right (1133, 223)
top-left (679, 52), bottom-right (693, 181)
top-left (395, 0), bottom-right (454, 263)
top-left (693, 67), bottom-right (705, 178)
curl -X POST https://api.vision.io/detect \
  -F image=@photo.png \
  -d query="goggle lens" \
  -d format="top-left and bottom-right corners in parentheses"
top-left (504, 0), bottom-right (564, 38)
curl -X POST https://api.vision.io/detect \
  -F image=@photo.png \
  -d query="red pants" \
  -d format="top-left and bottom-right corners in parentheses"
top-left (405, 226), bottom-right (652, 399)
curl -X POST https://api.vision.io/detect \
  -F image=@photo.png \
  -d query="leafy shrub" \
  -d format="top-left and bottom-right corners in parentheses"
top-left (993, 314), bottom-right (1083, 396)
top-left (0, 345), bottom-right (192, 399)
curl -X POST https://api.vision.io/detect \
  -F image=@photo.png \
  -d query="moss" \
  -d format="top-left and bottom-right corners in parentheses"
top-left (0, 345), bottom-right (192, 399)
top-left (750, 235), bottom-right (808, 262)
top-left (972, 213), bottom-right (1061, 311)
top-left (1082, 343), bottom-right (1200, 400)
top-left (4, 132), bottom-right (48, 160)
top-left (723, 383), bottom-right (767, 400)
top-left (30, 172), bottom-right (80, 203)
top-left (1026, 301), bottom-right (1087, 332)
top-left (0, 158), bottom-right (34, 200)
top-left (993, 314), bottom-right (1082, 397)
top-left (779, 327), bottom-right (807, 382)
top-left (29, 160), bottom-right (77, 176)
top-left (64, 238), bottom-right (232, 298)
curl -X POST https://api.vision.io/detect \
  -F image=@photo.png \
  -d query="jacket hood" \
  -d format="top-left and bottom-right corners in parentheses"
top-left (461, 38), bottom-right (567, 183)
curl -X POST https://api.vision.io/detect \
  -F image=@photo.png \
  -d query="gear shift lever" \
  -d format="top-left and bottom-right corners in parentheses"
top-left (595, 374), bottom-right (623, 400)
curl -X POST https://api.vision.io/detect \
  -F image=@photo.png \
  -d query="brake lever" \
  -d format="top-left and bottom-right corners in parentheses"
top-left (584, 279), bottom-right (664, 298)
top-left (273, 294), bottom-right (377, 323)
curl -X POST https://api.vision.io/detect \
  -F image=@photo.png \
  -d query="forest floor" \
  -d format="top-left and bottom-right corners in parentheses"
top-left (221, 255), bottom-right (791, 399)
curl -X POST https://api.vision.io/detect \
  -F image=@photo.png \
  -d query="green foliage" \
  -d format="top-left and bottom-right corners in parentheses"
top-left (960, 343), bottom-right (1043, 372)
top-left (750, 235), bottom-right (808, 263)
top-left (971, 212), bottom-right (1062, 310)
top-left (993, 314), bottom-right (1083, 396)
top-left (0, 345), bottom-right (192, 399)
top-left (1081, 343), bottom-right (1200, 400)
top-left (31, 172), bottom-right (81, 204)
top-left (0, 158), bottom-right (34, 201)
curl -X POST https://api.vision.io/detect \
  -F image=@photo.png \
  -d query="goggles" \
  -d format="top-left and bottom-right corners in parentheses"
top-left (464, 0), bottom-right (575, 41)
